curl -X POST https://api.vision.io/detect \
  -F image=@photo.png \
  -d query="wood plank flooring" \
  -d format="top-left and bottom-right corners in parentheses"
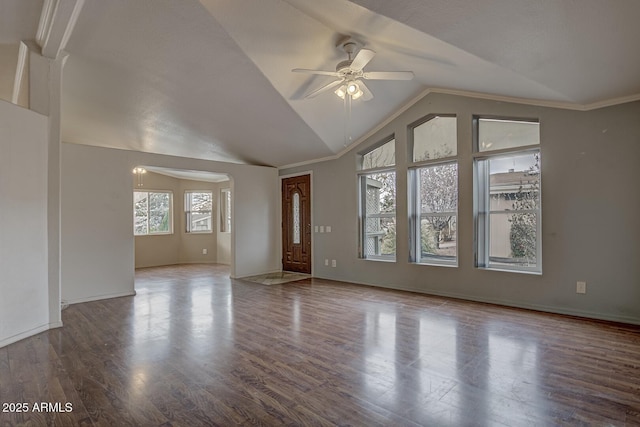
top-left (1, 263), bottom-right (639, 426)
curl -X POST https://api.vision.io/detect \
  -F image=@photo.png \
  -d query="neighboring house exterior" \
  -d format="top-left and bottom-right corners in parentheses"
top-left (489, 170), bottom-right (539, 260)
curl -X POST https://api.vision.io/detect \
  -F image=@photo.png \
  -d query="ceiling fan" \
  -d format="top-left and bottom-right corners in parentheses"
top-left (292, 38), bottom-right (414, 102)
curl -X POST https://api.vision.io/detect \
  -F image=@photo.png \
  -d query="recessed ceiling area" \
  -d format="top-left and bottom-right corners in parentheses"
top-left (4, 0), bottom-right (640, 168)
top-left (142, 166), bottom-right (230, 183)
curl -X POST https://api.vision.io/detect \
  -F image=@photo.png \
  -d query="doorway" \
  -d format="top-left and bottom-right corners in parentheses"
top-left (281, 174), bottom-right (311, 273)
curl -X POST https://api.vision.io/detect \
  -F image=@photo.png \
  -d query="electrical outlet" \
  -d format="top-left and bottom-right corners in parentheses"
top-left (576, 281), bottom-right (586, 294)
top-left (324, 259), bottom-right (329, 266)
top-left (331, 259), bottom-right (336, 267)
top-left (202, 248), bottom-right (208, 255)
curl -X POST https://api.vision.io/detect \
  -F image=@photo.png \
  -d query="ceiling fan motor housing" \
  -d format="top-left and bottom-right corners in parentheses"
top-left (336, 59), bottom-right (354, 73)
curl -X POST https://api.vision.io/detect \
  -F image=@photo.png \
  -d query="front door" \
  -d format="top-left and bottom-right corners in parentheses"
top-left (282, 174), bottom-right (311, 273)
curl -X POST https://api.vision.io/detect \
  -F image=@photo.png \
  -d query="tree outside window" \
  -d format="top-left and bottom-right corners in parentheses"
top-left (134, 191), bottom-right (172, 235)
top-left (359, 138), bottom-right (396, 261)
top-left (409, 115), bottom-right (458, 265)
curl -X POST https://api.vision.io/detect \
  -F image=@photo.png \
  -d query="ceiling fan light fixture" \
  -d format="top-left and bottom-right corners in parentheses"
top-left (335, 82), bottom-right (363, 100)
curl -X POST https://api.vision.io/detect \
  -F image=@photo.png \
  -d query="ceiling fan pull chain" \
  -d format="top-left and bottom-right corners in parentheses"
top-left (344, 93), bottom-right (352, 146)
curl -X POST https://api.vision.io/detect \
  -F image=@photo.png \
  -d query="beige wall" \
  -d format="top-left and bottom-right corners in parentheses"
top-left (281, 93), bottom-right (640, 325)
top-left (133, 172), bottom-right (229, 268)
top-left (61, 142), bottom-right (279, 304)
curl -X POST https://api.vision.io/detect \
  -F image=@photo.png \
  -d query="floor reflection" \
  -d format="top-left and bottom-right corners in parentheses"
top-left (10, 264), bottom-right (633, 426)
top-left (363, 310), bottom-right (397, 397)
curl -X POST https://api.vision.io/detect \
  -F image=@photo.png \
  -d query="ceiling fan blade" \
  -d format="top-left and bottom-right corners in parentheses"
top-left (304, 79), bottom-right (344, 99)
top-left (358, 80), bottom-right (374, 101)
top-left (350, 48), bottom-right (375, 71)
top-left (363, 71), bottom-right (414, 80)
top-left (292, 68), bottom-right (341, 77)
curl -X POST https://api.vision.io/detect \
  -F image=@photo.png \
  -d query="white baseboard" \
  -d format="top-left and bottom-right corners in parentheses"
top-left (66, 290), bottom-right (136, 305)
top-left (0, 321), bottom-right (63, 349)
top-left (315, 275), bottom-right (640, 326)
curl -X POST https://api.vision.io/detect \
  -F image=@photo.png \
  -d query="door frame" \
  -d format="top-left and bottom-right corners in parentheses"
top-left (279, 171), bottom-right (313, 275)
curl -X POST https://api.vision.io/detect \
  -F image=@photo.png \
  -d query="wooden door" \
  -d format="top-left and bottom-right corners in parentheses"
top-left (282, 175), bottom-right (311, 273)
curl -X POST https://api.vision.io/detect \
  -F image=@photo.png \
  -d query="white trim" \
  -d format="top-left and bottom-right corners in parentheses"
top-left (314, 277), bottom-right (640, 326)
top-left (39, 0), bottom-right (85, 59)
top-left (133, 189), bottom-right (174, 235)
top-left (0, 321), bottom-right (63, 349)
top-left (36, 0), bottom-right (56, 46)
top-left (219, 188), bottom-right (232, 233)
top-left (184, 190), bottom-right (214, 233)
top-left (278, 87), bottom-right (640, 171)
top-left (434, 87), bottom-right (640, 112)
top-left (11, 42), bottom-right (29, 105)
top-left (278, 88), bottom-right (432, 170)
top-left (66, 290), bottom-right (136, 305)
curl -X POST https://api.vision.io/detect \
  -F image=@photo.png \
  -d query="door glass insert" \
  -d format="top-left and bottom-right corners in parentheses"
top-left (293, 192), bottom-right (301, 244)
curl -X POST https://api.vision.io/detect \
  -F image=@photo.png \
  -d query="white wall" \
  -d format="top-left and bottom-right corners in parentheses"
top-left (281, 93), bottom-right (640, 325)
top-left (0, 100), bottom-right (52, 347)
top-left (61, 144), bottom-right (136, 303)
top-left (61, 143), bottom-right (279, 303)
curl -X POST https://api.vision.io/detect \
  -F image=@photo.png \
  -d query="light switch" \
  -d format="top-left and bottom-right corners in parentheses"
top-left (326, 226), bottom-right (331, 233)
top-left (320, 226), bottom-right (325, 233)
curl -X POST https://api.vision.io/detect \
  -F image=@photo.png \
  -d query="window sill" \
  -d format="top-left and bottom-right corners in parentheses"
top-left (477, 266), bottom-right (542, 275)
top-left (413, 262), bottom-right (458, 268)
top-left (361, 257), bottom-right (396, 263)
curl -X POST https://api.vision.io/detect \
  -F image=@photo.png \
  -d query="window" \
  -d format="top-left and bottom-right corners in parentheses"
top-left (474, 117), bottom-right (541, 273)
top-left (185, 191), bottom-right (213, 233)
top-left (409, 115), bottom-right (458, 265)
top-left (477, 118), bottom-right (539, 152)
top-left (133, 191), bottom-right (172, 235)
top-left (361, 138), bottom-right (395, 169)
top-left (412, 115), bottom-right (457, 161)
top-left (220, 188), bottom-right (231, 233)
top-left (358, 138), bottom-right (396, 261)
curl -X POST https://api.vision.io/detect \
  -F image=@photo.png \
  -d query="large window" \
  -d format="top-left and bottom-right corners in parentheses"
top-left (474, 118), bottom-right (541, 273)
top-left (409, 115), bottom-right (458, 265)
top-left (185, 191), bottom-right (213, 233)
top-left (134, 191), bottom-right (172, 235)
top-left (358, 138), bottom-right (396, 261)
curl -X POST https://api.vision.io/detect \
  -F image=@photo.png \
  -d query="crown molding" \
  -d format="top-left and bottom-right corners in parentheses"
top-left (278, 87), bottom-right (640, 171)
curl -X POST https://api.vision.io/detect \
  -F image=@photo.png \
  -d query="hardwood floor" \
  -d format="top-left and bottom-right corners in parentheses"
top-left (1, 264), bottom-right (639, 426)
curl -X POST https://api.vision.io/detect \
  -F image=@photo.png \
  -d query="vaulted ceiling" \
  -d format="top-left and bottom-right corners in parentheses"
top-left (4, 0), bottom-right (640, 167)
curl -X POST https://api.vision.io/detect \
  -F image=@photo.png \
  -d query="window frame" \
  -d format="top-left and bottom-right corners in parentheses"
top-left (220, 188), bottom-right (231, 233)
top-left (407, 114), bottom-right (459, 267)
top-left (133, 190), bottom-right (173, 236)
top-left (473, 116), bottom-right (542, 274)
top-left (358, 135), bottom-right (396, 171)
top-left (184, 190), bottom-right (213, 234)
top-left (357, 135), bottom-right (397, 262)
